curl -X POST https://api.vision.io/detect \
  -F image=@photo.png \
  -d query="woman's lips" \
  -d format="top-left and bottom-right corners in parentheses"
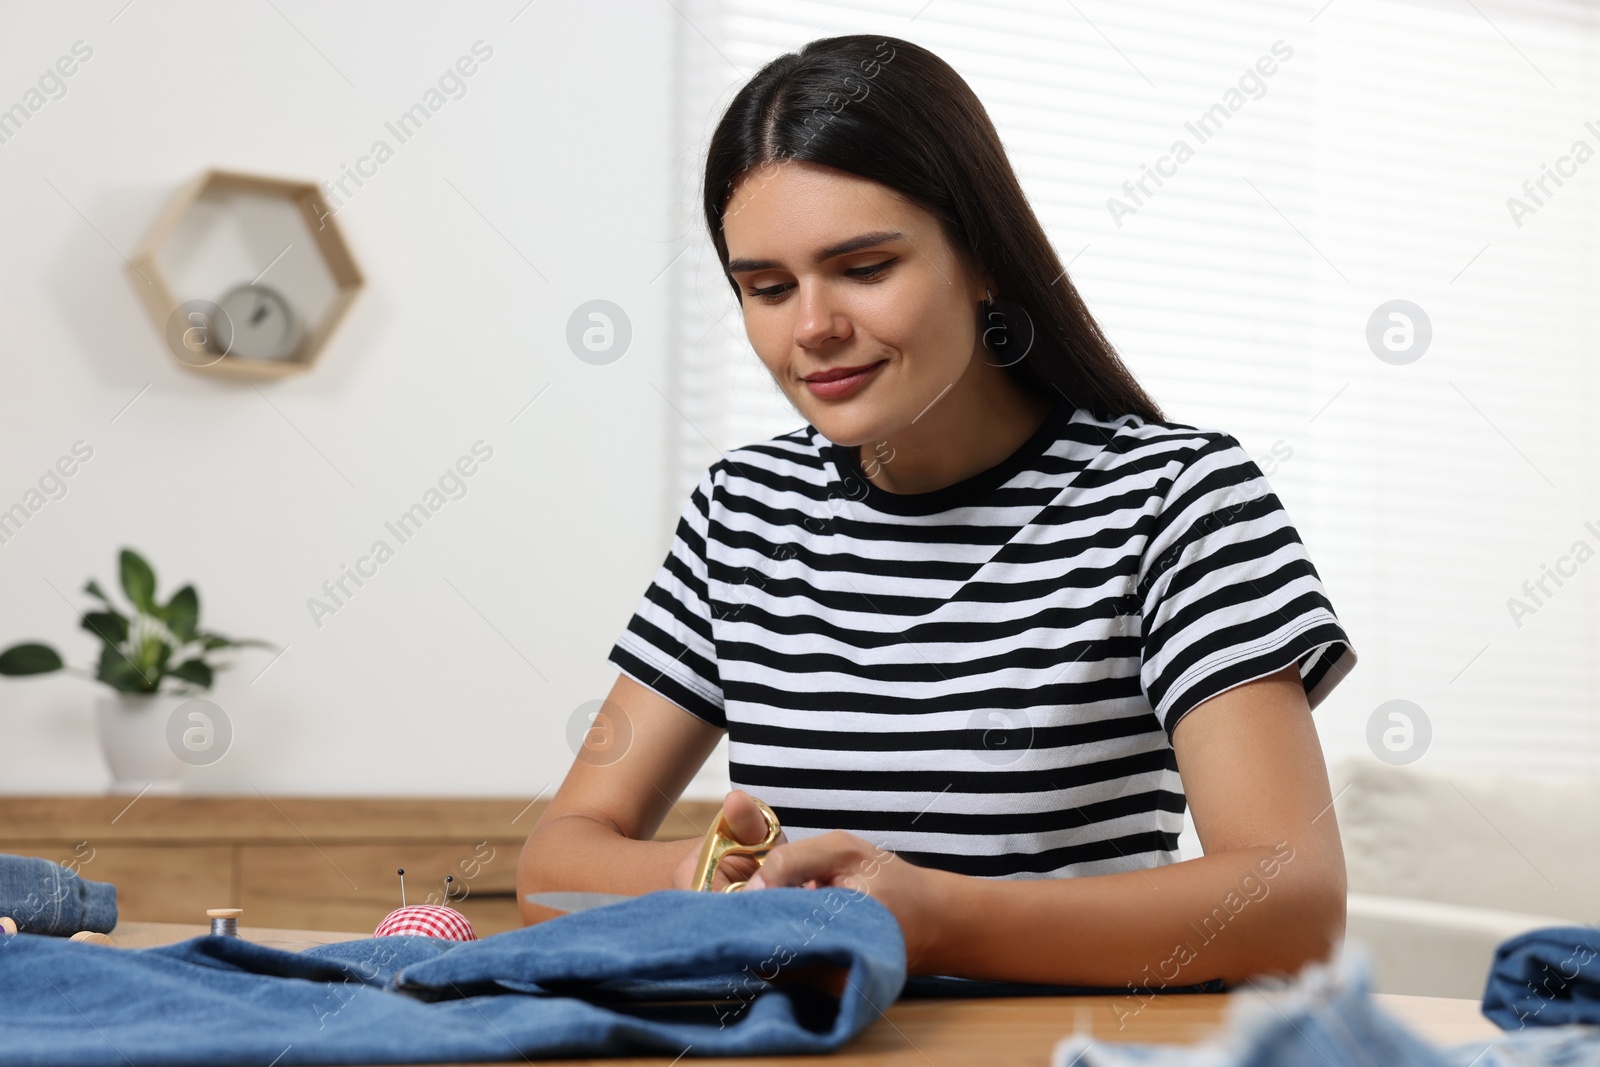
top-left (803, 361), bottom-right (886, 400)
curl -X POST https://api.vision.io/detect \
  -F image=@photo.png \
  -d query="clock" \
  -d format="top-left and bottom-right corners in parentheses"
top-left (213, 283), bottom-right (300, 362)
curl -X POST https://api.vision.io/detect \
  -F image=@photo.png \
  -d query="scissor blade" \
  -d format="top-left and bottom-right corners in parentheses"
top-left (523, 891), bottom-right (634, 914)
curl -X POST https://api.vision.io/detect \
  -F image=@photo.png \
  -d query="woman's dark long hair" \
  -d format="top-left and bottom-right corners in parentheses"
top-left (702, 34), bottom-right (1164, 423)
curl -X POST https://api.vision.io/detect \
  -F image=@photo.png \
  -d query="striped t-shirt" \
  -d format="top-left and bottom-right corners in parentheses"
top-left (608, 401), bottom-right (1356, 880)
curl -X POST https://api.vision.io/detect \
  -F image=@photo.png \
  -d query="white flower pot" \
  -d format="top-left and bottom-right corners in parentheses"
top-left (96, 692), bottom-right (186, 794)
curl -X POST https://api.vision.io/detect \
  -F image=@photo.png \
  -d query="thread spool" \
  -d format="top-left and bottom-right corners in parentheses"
top-left (207, 907), bottom-right (243, 937)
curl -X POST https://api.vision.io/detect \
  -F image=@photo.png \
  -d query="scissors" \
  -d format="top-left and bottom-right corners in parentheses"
top-left (690, 794), bottom-right (782, 893)
top-left (523, 795), bottom-right (783, 913)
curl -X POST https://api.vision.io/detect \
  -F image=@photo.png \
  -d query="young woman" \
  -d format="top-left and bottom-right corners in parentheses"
top-left (518, 34), bottom-right (1356, 991)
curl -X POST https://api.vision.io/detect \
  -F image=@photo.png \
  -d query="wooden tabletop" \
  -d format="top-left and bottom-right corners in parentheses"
top-left (108, 921), bottom-right (1502, 1065)
top-left (112, 920), bottom-right (371, 952)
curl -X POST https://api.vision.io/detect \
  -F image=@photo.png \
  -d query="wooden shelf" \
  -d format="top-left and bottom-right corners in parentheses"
top-left (0, 795), bottom-right (722, 936)
top-left (126, 168), bottom-right (363, 379)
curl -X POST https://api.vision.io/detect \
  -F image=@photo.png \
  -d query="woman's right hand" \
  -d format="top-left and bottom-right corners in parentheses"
top-left (672, 789), bottom-right (814, 891)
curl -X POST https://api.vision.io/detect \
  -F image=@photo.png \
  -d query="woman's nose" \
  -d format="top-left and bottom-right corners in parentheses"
top-left (792, 283), bottom-right (848, 348)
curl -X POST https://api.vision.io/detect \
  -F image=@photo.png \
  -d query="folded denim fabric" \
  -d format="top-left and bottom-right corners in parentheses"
top-left (1445, 1026), bottom-right (1600, 1066)
top-left (1048, 944), bottom-right (1600, 1067)
top-left (1049, 946), bottom-right (1459, 1067)
top-left (0, 852), bottom-right (118, 935)
top-left (0, 885), bottom-right (904, 1065)
top-left (1482, 925), bottom-right (1600, 1030)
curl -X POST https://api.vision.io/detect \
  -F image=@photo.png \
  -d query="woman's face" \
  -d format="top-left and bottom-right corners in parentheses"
top-left (721, 160), bottom-right (990, 448)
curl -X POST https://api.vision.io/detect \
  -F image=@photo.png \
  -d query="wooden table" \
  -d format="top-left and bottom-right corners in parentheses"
top-left (108, 921), bottom-right (1502, 1065)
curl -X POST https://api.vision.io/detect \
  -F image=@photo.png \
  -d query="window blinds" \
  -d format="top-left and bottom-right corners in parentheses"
top-left (665, 0), bottom-right (1600, 788)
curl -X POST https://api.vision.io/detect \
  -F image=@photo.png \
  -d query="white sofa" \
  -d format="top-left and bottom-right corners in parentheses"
top-left (1329, 757), bottom-right (1600, 998)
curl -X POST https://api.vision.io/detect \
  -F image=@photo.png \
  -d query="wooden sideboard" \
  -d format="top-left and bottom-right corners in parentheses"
top-left (0, 795), bottom-right (723, 936)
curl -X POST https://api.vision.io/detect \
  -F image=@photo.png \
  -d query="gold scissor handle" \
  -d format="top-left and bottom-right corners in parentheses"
top-left (690, 795), bottom-right (781, 893)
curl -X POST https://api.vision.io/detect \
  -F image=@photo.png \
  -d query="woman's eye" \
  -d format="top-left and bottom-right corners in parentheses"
top-left (749, 283), bottom-right (790, 302)
top-left (745, 260), bottom-right (896, 304)
top-left (847, 259), bottom-right (895, 279)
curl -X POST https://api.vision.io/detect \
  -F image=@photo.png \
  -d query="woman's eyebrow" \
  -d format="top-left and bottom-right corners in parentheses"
top-left (726, 230), bottom-right (904, 274)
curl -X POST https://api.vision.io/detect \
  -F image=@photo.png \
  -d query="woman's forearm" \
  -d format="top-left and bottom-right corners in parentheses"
top-left (923, 840), bottom-right (1344, 989)
top-left (517, 813), bottom-right (697, 922)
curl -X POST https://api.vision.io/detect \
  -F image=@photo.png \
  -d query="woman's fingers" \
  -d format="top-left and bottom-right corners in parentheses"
top-left (747, 840), bottom-right (802, 889)
top-left (722, 789), bottom-right (776, 845)
top-left (722, 828), bottom-right (789, 890)
top-left (674, 796), bottom-right (785, 890)
top-left (746, 831), bottom-right (872, 891)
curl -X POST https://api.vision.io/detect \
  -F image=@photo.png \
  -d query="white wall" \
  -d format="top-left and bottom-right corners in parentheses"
top-left (0, 0), bottom-right (732, 798)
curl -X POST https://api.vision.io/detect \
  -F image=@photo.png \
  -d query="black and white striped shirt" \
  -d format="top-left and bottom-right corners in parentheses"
top-left (609, 401), bottom-right (1356, 880)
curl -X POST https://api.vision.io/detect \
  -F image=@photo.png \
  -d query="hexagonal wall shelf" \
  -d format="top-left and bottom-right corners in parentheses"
top-left (127, 169), bottom-right (363, 379)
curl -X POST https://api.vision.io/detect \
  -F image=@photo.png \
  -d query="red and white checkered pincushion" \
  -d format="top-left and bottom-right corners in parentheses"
top-left (373, 904), bottom-right (477, 941)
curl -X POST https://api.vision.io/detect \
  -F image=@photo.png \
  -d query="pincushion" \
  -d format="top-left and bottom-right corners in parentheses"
top-left (373, 904), bottom-right (477, 941)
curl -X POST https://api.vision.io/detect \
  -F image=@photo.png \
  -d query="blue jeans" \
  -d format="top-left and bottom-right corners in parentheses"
top-left (0, 852), bottom-right (117, 935)
top-left (1481, 925), bottom-right (1600, 1030)
top-left (1048, 943), bottom-right (1600, 1067)
top-left (0, 885), bottom-right (903, 1064)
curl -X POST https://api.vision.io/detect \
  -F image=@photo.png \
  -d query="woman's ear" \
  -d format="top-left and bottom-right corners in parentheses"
top-left (971, 260), bottom-right (998, 304)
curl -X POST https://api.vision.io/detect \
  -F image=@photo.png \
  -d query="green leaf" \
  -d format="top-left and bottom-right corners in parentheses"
top-left (149, 638), bottom-right (173, 678)
top-left (0, 643), bottom-right (64, 676)
top-left (164, 585), bottom-right (199, 641)
top-left (95, 643), bottom-right (153, 693)
top-left (198, 633), bottom-right (275, 651)
top-left (167, 659), bottom-right (213, 689)
top-left (81, 611), bottom-right (128, 646)
top-left (84, 579), bottom-right (112, 604)
top-left (119, 549), bottom-right (157, 615)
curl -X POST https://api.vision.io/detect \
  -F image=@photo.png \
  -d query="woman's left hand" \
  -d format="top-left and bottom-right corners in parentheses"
top-left (744, 829), bottom-right (945, 974)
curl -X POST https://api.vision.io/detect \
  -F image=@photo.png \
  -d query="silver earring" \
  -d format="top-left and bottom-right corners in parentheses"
top-left (979, 291), bottom-right (1034, 367)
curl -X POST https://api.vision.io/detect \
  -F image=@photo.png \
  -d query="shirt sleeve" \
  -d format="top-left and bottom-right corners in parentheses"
top-left (1136, 431), bottom-right (1356, 740)
top-left (606, 464), bottom-right (726, 730)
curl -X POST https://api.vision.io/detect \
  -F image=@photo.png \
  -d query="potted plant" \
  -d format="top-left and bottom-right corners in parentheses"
top-left (0, 548), bottom-right (274, 792)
